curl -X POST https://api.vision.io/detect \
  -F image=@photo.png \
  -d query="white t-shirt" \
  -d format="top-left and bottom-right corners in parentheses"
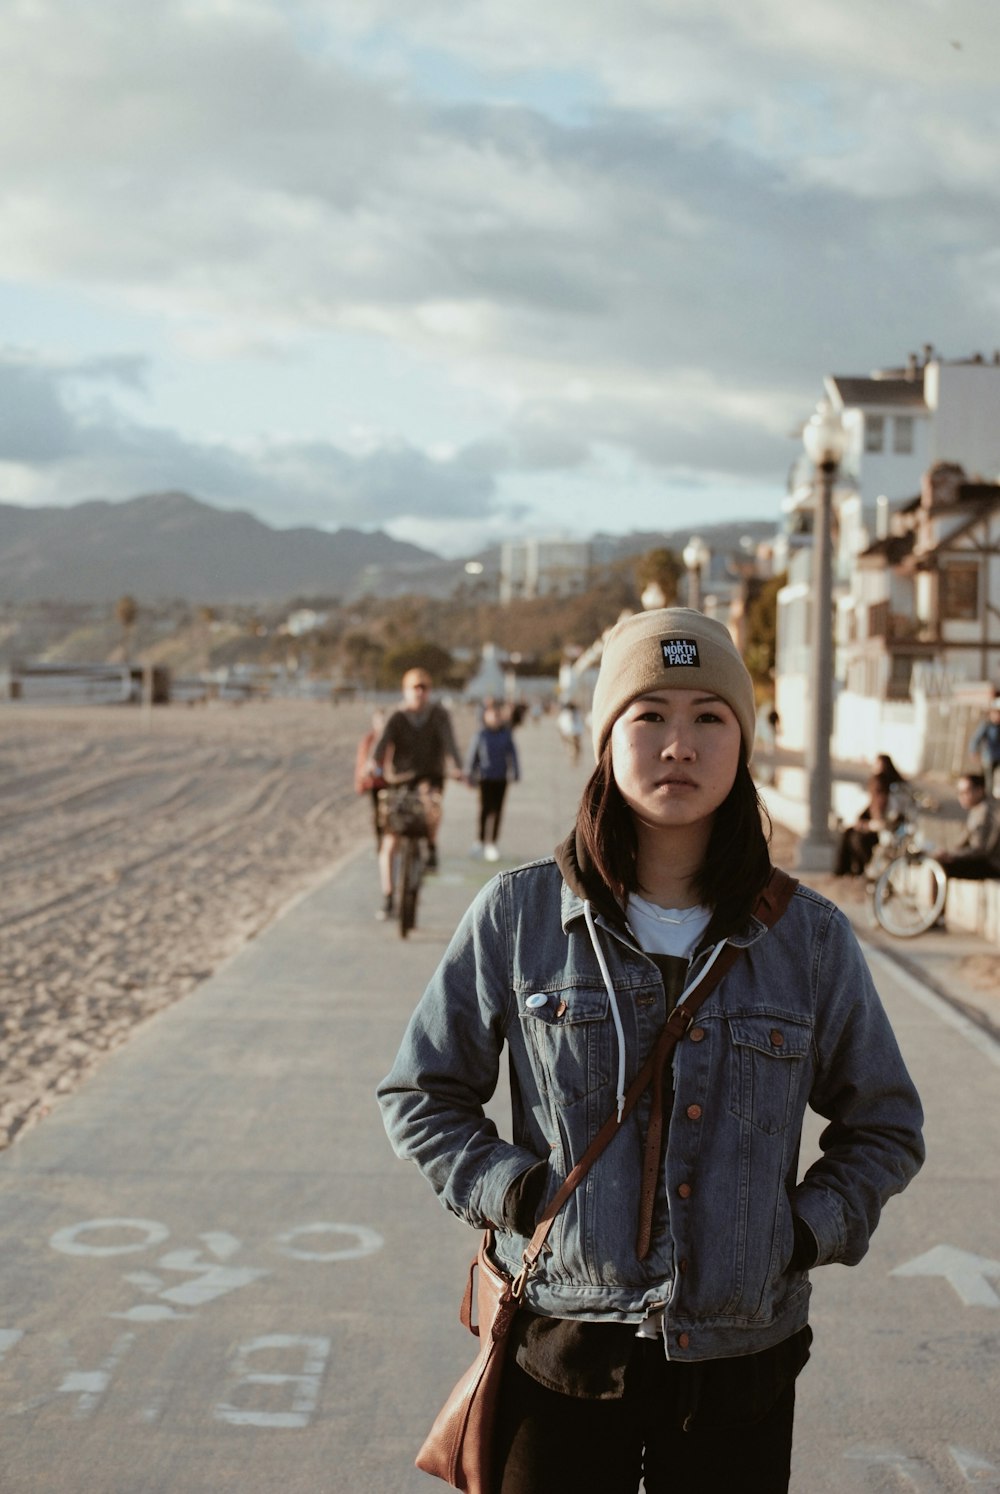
top-left (626, 893), bottom-right (711, 959)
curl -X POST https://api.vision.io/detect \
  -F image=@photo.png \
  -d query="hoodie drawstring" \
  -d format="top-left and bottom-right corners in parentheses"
top-left (584, 901), bottom-right (628, 1120)
top-left (582, 900), bottom-right (728, 1126)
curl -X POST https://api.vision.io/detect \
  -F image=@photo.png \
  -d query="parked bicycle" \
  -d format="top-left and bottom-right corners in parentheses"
top-left (867, 785), bottom-right (947, 938)
top-left (377, 778), bottom-right (432, 938)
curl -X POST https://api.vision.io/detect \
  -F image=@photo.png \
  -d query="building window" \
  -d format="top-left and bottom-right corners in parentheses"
top-left (888, 654), bottom-right (913, 700)
top-left (867, 600), bottom-right (889, 639)
top-left (940, 564), bottom-right (979, 621)
top-left (893, 415), bottom-right (914, 454)
top-left (864, 416), bottom-right (885, 453)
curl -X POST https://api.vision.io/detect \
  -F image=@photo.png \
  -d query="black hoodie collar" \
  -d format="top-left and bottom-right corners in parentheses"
top-left (553, 827), bottom-right (630, 933)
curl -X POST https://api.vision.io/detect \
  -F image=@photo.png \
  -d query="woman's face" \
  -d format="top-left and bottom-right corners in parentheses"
top-left (610, 688), bottom-right (742, 832)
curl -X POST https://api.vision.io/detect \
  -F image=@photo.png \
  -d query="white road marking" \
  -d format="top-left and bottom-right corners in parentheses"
top-left (111, 1304), bottom-right (193, 1323)
top-left (49, 1218), bottom-right (170, 1257)
top-left (153, 1248), bottom-right (268, 1308)
top-left (0, 1329), bottom-right (24, 1361)
top-left (213, 1335), bottom-right (332, 1429)
top-left (843, 1446), bottom-right (932, 1488)
top-left (892, 1245), bottom-right (1000, 1309)
top-left (950, 1446), bottom-right (1000, 1484)
top-left (199, 1231), bottom-right (242, 1260)
top-left (273, 1222), bottom-right (383, 1261)
top-left (56, 1333), bottom-right (136, 1419)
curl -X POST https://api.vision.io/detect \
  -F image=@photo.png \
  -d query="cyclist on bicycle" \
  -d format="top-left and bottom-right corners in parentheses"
top-left (370, 668), bottom-right (465, 919)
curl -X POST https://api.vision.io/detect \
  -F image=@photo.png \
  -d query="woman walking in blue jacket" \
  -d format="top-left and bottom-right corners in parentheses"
top-left (378, 608), bottom-right (924, 1494)
top-left (466, 703), bottom-right (520, 862)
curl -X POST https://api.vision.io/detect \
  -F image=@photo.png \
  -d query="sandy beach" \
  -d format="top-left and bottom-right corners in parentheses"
top-left (0, 698), bottom-right (383, 1148)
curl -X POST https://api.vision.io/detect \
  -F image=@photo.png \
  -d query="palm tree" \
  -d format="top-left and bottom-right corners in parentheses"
top-left (116, 595), bottom-right (138, 664)
top-left (197, 605), bottom-right (217, 673)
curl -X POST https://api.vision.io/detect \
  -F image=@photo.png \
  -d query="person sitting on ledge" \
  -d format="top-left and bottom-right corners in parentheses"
top-left (934, 774), bottom-right (1000, 881)
top-left (834, 753), bottom-right (906, 878)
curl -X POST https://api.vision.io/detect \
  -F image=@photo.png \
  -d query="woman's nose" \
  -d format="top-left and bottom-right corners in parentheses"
top-left (661, 731), bottom-right (695, 760)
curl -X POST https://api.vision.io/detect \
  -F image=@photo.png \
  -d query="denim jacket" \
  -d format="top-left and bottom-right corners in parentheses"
top-left (377, 857), bottom-right (924, 1362)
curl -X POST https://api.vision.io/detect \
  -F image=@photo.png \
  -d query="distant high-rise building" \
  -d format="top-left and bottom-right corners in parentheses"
top-left (499, 538), bottom-right (592, 604)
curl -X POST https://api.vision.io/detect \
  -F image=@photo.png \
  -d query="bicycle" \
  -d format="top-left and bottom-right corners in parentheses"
top-left (377, 780), bottom-right (431, 938)
top-left (867, 787), bottom-right (948, 938)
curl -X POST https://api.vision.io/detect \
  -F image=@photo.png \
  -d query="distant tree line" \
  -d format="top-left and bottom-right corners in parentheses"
top-left (93, 550), bottom-right (783, 692)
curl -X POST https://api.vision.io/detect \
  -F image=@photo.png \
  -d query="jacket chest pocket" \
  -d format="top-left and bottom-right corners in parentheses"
top-left (520, 986), bottom-right (612, 1106)
top-left (727, 1016), bottom-right (810, 1135)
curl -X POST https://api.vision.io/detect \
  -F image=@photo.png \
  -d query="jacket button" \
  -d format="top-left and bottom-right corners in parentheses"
top-left (678, 1258), bottom-right (689, 1274)
top-left (686, 1104), bottom-right (702, 1120)
top-left (677, 1332), bottom-right (691, 1349)
top-left (770, 1029), bottom-right (785, 1047)
top-left (689, 1027), bottom-right (705, 1042)
top-left (677, 1182), bottom-right (693, 1199)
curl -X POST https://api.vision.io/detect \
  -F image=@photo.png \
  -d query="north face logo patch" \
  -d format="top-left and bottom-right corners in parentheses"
top-left (661, 638), bottom-right (700, 668)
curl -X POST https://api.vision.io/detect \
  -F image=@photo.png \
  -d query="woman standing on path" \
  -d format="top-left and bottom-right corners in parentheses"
top-left (466, 703), bottom-right (520, 862)
top-left (378, 608), bottom-right (924, 1494)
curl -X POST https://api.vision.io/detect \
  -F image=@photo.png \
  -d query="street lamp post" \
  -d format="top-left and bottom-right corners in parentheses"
top-left (796, 400), bottom-right (846, 872)
top-left (682, 536), bottom-right (710, 611)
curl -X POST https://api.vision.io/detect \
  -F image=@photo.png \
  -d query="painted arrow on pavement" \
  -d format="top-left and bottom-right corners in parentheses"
top-left (891, 1245), bottom-right (1000, 1308)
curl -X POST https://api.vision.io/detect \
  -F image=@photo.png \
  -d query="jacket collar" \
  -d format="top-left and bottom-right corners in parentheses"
top-left (553, 826), bottom-right (775, 952)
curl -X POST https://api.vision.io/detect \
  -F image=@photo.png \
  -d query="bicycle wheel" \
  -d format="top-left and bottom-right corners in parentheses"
top-left (873, 853), bottom-right (947, 938)
top-left (398, 837), bottom-right (421, 938)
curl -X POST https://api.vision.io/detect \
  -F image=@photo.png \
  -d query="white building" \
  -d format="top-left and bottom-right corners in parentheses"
top-left (776, 348), bottom-right (1000, 769)
top-left (499, 538), bottom-right (591, 604)
top-left (282, 608), bottom-right (328, 637)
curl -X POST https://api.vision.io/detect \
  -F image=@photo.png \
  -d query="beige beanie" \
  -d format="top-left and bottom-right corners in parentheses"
top-left (591, 608), bottom-right (756, 760)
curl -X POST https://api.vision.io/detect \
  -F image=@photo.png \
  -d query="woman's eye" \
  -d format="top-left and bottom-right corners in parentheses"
top-left (696, 711), bottom-right (723, 724)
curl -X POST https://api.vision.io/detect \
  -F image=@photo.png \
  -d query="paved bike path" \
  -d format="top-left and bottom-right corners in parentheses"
top-left (0, 724), bottom-right (997, 1491)
top-left (0, 721), bottom-right (586, 1493)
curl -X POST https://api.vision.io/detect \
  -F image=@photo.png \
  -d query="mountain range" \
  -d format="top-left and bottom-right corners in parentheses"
top-left (0, 492), bottom-right (443, 604)
top-left (0, 492), bottom-right (777, 604)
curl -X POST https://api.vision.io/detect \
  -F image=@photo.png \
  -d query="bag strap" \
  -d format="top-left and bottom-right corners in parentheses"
top-left (517, 866), bottom-right (798, 1283)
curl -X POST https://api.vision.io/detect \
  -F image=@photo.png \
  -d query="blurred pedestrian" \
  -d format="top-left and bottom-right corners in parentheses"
top-left (969, 700), bottom-right (1000, 796)
top-left (834, 753), bottom-right (906, 877)
top-left (466, 703), bottom-right (520, 862)
top-left (354, 708), bottom-right (387, 851)
top-left (558, 700), bottom-right (584, 763)
top-left (934, 774), bottom-right (1000, 880)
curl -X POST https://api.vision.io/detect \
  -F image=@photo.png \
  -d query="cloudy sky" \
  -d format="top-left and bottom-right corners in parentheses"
top-left (2, 0), bottom-right (999, 556)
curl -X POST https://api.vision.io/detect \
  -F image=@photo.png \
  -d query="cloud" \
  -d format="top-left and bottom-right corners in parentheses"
top-left (0, 347), bottom-right (507, 527)
top-left (2, 0), bottom-right (999, 546)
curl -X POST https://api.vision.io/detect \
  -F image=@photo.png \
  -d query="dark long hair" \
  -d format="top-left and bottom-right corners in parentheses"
top-left (577, 741), bottom-right (772, 942)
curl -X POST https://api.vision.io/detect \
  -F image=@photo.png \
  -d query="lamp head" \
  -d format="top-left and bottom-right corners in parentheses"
top-left (803, 400), bottom-right (846, 470)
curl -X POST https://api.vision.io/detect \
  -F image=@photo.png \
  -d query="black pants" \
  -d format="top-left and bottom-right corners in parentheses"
top-left (368, 788), bottom-right (382, 850)
top-left (834, 826), bottom-right (877, 876)
top-left (493, 1348), bottom-right (798, 1494)
top-left (479, 780), bottom-right (508, 843)
top-left (944, 857), bottom-right (999, 881)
